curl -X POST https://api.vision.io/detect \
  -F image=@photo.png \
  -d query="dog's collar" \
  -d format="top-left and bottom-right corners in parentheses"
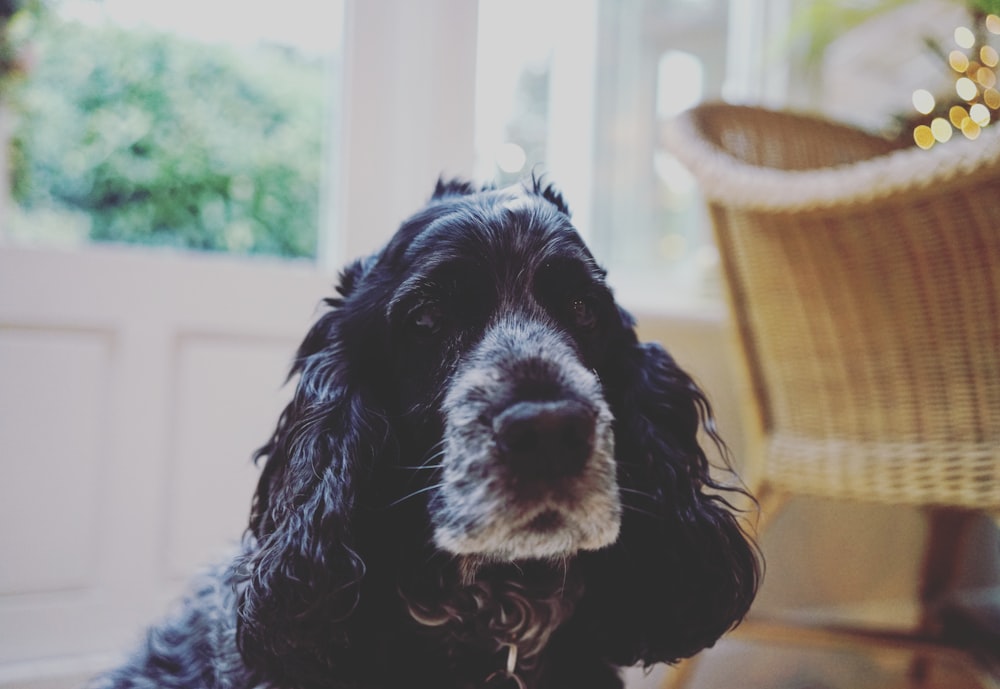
top-left (484, 643), bottom-right (526, 689)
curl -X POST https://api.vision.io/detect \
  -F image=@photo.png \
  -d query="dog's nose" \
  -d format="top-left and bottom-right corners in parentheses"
top-left (493, 400), bottom-right (596, 479)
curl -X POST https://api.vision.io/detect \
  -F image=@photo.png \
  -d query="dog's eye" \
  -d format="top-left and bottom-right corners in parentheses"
top-left (570, 297), bottom-right (597, 329)
top-left (411, 304), bottom-right (444, 335)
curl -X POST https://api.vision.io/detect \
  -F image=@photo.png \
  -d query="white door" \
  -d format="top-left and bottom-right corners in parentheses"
top-left (0, 245), bottom-right (334, 688)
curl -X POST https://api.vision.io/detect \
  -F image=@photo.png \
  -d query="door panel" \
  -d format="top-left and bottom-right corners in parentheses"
top-left (0, 245), bottom-right (333, 687)
top-left (165, 334), bottom-right (294, 580)
top-left (0, 327), bottom-right (108, 595)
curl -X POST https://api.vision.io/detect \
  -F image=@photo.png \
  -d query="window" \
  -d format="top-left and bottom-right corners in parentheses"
top-left (475, 0), bottom-right (777, 307)
top-left (3, 0), bottom-right (786, 290)
top-left (3, 0), bottom-right (344, 260)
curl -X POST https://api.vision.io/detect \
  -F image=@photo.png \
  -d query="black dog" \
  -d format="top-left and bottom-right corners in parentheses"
top-left (92, 178), bottom-right (759, 689)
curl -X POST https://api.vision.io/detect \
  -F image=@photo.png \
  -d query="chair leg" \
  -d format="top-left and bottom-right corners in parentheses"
top-left (909, 508), bottom-right (979, 687)
top-left (917, 509), bottom-right (977, 609)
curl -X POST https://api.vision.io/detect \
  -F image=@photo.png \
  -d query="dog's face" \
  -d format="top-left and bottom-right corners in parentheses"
top-left (240, 179), bottom-right (760, 684)
top-left (377, 184), bottom-right (621, 561)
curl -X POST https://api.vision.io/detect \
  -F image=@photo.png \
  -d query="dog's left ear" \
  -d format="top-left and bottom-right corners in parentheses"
top-left (235, 257), bottom-right (388, 686)
top-left (527, 173), bottom-right (571, 217)
top-left (576, 307), bottom-right (761, 666)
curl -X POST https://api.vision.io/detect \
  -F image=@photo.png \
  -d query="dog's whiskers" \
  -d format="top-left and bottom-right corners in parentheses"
top-left (618, 487), bottom-right (654, 501)
top-left (620, 486), bottom-right (661, 519)
top-left (397, 448), bottom-right (446, 506)
top-left (400, 445), bottom-right (446, 470)
top-left (388, 482), bottom-right (445, 509)
top-left (558, 556), bottom-right (570, 596)
top-left (416, 440), bottom-right (446, 463)
top-left (621, 503), bottom-right (661, 521)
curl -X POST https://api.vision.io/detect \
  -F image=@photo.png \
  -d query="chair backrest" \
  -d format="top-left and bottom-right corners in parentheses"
top-left (668, 104), bottom-right (1000, 512)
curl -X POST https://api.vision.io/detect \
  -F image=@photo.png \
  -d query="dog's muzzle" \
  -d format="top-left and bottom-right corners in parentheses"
top-left (432, 318), bottom-right (621, 560)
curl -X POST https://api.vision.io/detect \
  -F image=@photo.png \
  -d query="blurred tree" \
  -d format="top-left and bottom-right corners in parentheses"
top-left (1, 0), bottom-right (40, 98)
top-left (972, 0), bottom-right (1000, 14)
top-left (12, 14), bottom-right (329, 257)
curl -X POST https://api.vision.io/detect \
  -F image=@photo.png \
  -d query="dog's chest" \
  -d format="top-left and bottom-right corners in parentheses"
top-left (400, 567), bottom-right (583, 688)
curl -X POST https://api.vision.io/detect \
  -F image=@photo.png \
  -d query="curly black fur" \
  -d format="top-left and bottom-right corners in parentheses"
top-left (91, 178), bottom-right (760, 689)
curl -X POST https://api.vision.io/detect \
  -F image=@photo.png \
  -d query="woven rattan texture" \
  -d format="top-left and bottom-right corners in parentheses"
top-left (670, 104), bottom-right (1000, 511)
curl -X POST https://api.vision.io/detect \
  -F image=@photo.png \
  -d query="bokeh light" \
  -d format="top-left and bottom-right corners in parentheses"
top-left (914, 124), bottom-right (935, 149)
top-left (956, 77), bottom-right (978, 101)
top-left (495, 142), bottom-right (527, 174)
top-left (982, 45), bottom-right (999, 68)
top-left (955, 26), bottom-right (976, 49)
top-left (976, 66), bottom-right (997, 88)
top-left (970, 102), bottom-right (991, 126)
top-left (931, 117), bottom-right (953, 142)
top-left (949, 104), bottom-right (969, 128)
top-left (950, 50), bottom-right (970, 72)
top-left (912, 89), bottom-right (936, 114)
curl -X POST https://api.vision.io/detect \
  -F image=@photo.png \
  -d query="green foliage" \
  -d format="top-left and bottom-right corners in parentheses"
top-left (791, 0), bottom-right (1000, 68)
top-left (970, 0), bottom-right (1000, 14)
top-left (12, 15), bottom-right (329, 257)
top-left (1, 0), bottom-right (41, 97)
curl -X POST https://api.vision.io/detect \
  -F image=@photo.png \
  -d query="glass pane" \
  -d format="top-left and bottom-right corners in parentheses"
top-left (475, 0), bottom-right (559, 190)
top-left (475, 0), bottom-right (735, 302)
top-left (1, 0), bottom-right (343, 259)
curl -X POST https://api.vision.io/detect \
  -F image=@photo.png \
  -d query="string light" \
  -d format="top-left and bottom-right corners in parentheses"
top-left (955, 26), bottom-right (976, 49)
top-left (970, 102), bottom-right (991, 125)
top-left (957, 76), bottom-right (979, 100)
top-left (950, 50), bottom-right (970, 72)
top-left (931, 117), bottom-right (953, 142)
top-left (914, 124), bottom-right (935, 149)
top-left (976, 66), bottom-right (997, 88)
top-left (950, 104), bottom-right (969, 128)
top-left (913, 89), bottom-right (936, 114)
top-left (913, 13), bottom-right (1000, 149)
top-left (982, 45), bottom-right (999, 67)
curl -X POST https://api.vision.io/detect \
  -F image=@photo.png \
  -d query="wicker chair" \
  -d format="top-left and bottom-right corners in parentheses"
top-left (664, 103), bottom-right (1000, 688)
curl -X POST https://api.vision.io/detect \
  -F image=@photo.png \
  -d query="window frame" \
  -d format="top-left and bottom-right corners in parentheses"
top-left (332, 0), bottom-right (788, 311)
top-left (328, 0), bottom-right (480, 270)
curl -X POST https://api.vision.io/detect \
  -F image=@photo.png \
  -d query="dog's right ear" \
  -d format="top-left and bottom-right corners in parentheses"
top-left (236, 263), bottom-right (389, 687)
